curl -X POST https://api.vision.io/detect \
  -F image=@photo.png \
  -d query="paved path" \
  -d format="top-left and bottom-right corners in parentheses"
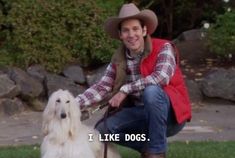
top-left (0, 111), bottom-right (42, 146)
top-left (0, 102), bottom-right (235, 147)
top-left (169, 102), bottom-right (235, 142)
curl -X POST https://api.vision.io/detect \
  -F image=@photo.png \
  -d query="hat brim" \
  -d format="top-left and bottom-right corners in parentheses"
top-left (104, 10), bottom-right (158, 39)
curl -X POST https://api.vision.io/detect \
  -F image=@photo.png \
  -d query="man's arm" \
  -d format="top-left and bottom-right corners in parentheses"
top-left (75, 63), bottom-right (116, 108)
top-left (120, 43), bottom-right (176, 94)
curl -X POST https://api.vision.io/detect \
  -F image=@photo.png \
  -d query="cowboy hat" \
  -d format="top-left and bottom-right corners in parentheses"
top-left (104, 3), bottom-right (158, 39)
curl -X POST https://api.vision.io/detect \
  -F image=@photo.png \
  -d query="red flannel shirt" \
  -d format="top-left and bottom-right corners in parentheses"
top-left (75, 43), bottom-right (176, 107)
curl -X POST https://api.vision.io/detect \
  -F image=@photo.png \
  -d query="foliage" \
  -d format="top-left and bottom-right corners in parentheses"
top-left (0, 0), bottom-right (122, 72)
top-left (206, 10), bottom-right (235, 57)
top-left (125, 0), bottom-right (227, 39)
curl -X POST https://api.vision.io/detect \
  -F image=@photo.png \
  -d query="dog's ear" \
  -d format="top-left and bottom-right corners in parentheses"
top-left (66, 90), bottom-right (82, 138)
top-left (42, 104), bottom-right (54, 136)
top-left (42, 120), bottom-right (49, 136)
top-left (42, 91), bottom-right (58, 136)
top-left (68, 128), bottom-right (75, 140)
top-left (68, 91), bottom-right (81, 120)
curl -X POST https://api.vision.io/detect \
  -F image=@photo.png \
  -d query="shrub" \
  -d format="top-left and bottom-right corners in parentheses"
top-left (0, 0), bottom-right (120, 72)
top-left (125, 0), bottom-right (226, 39)
top-left (206, 10), bottom-right (235, 57)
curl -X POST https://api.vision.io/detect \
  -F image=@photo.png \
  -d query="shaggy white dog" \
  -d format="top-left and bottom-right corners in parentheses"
top-left (41, 89), bottom-right (121, 158)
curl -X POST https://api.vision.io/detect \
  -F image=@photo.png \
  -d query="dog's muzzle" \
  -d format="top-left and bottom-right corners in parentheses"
top-left (60, 113), bottom-right (67, 119)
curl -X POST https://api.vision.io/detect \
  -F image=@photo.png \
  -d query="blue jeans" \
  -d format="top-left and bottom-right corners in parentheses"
top-left (96, 85), bottom-right (185, 154)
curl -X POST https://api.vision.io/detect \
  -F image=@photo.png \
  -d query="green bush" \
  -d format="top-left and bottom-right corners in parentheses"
top-left (126, 0), bottom-right (226, 39)
top-left (206, 10), bottom-right (235, 57)
top-left (0, 0), bottom-right (120, 72)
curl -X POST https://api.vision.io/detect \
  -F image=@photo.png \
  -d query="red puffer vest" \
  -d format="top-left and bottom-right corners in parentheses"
top-left (141, 38), bottom-right (191, 124)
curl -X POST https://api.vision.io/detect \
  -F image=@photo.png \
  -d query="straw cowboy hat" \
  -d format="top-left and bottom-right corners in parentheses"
top-left (104, 3), bottom-right (158, 39)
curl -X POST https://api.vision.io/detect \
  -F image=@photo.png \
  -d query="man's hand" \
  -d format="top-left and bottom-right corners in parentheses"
top-left (109, 91), bottom-right (127, 108)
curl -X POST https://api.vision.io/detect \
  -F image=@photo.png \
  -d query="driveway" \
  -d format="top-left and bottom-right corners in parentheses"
top-left (0, 101), bottom-right (235, 147)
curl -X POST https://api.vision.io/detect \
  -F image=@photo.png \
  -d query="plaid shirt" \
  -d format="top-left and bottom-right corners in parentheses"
top-left (76, 43), bottom-right (176, 107)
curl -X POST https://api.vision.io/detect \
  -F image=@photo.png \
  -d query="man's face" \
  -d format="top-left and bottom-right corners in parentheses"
top-left (119, 19), bottom-right (147, 54)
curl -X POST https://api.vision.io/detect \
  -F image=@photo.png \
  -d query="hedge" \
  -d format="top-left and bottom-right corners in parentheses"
top-left (0, 0), bottom-right (122, 72)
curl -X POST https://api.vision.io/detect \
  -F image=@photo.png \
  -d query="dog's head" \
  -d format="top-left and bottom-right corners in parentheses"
top-left (42, 89), bottom-right (81, 136)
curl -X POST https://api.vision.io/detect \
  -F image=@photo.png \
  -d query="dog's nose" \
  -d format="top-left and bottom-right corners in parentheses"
top-left (60, 113), bottom-right (67, 119)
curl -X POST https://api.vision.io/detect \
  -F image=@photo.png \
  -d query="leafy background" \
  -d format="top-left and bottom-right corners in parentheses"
top-left (0, 0), bottom-right (234, 72)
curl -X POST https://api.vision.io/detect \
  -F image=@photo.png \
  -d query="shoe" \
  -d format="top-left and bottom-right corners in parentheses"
top-left (141, 152), bottom-right (166, 158)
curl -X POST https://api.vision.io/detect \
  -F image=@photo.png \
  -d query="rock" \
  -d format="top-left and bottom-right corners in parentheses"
top-left (63, 65), bottom-right (86, 84)
top-left (0, 74), bottom-right (20, 98)
top-left (174, 29), bottom-right (215, 64)
top-left (0, 98), bottom-right (26, 116)
top-left (28, 98), bottom-right (46, 111)
top-left (7, 67), bottom-right (43, 99)
top-left (185, 79), bottom-right (203, 103)
top-left (45, 73), bottom-right (86, 98)
top-left (175, 29), bottom-right (204, 42)
top-left (201, 68), bottom-right (235, 102)
top-left (27, 65), bottom-right (47, 83)
top-left (86, 64), bottom-right (109, 86)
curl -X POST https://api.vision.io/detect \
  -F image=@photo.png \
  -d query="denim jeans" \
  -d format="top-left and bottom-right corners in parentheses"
top-left (96, 85), bottom-right (185, 154)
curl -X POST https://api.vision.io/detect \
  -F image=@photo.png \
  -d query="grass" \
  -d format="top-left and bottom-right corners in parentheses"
top-left (0, 145), bottom-right (39, 158)
top-left (0, 141), bottom-right (235, 158)
top-left (168, 141), bottom-right (235, 158)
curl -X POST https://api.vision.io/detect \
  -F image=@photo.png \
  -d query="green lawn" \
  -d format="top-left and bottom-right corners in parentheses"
top-left (0, 141), bottom-right (235, 158)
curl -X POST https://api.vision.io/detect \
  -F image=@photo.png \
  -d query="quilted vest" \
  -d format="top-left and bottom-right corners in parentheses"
top-left (111, 36), bottom-right (191, 124)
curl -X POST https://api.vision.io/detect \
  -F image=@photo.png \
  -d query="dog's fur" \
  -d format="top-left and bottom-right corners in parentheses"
top-left (41, 89), bottom-right (121, 158)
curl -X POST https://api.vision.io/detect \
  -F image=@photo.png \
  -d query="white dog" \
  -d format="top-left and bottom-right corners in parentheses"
top-left (41, 89), bottom-right (121, 158)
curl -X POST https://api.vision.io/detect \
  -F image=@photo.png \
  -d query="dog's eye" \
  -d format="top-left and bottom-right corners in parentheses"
top-left (66, 100), bottom-right (70, 103)
top-left (56, 99), bottom-right (61, 103)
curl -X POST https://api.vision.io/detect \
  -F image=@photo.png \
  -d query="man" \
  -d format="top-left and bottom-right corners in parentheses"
top-left (76, 3), bottom-right (191, 158)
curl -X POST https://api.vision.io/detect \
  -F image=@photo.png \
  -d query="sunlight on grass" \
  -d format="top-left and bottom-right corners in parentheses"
top-left (0, 141), bottom-right (235, 158)
top-left (168, 141), bottom-right (235, 158)
top-left (0, 145), bottom-right (40, 158)
top-left (118, 145), bottom-right (140, 158)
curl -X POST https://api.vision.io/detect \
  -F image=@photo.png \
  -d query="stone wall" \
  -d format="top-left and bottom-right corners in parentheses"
top-left (1, 29), bottom-right (234, 117)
